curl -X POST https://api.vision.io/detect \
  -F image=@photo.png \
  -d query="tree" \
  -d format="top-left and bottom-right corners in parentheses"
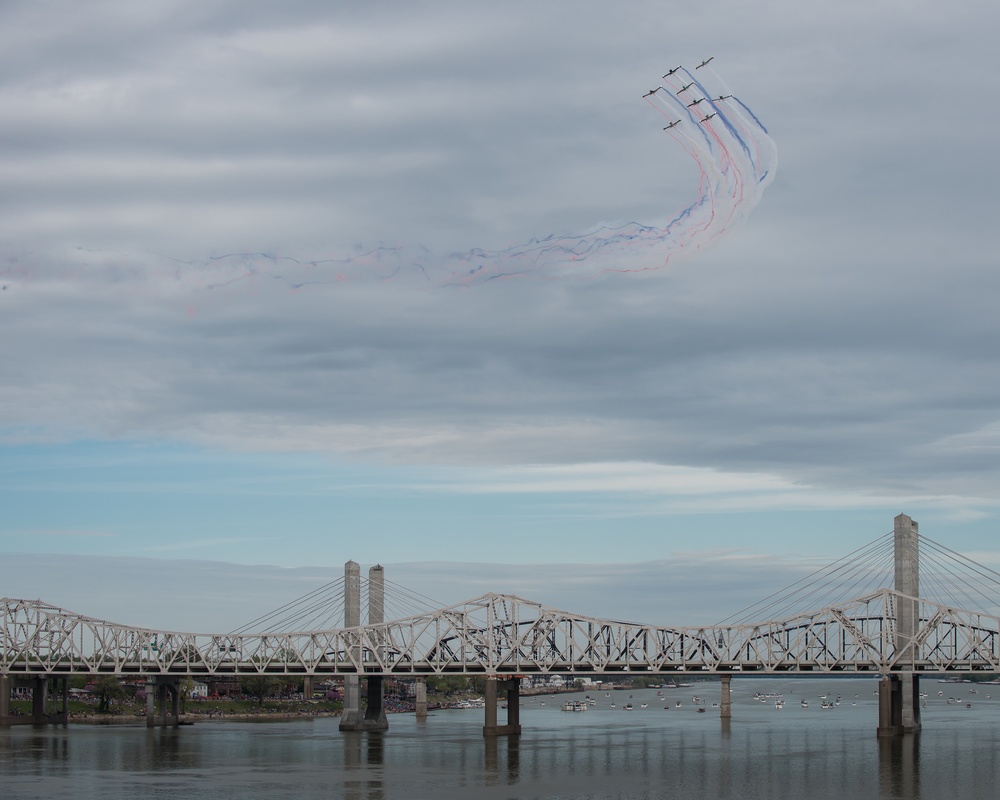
top-left (241, 676), bottom-right (278, 708)
top-left (90, 675), bottom-right (126, 713)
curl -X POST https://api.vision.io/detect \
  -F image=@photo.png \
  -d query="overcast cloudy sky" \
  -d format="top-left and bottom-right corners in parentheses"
top-left (3, 1), bottom-right (999, 631)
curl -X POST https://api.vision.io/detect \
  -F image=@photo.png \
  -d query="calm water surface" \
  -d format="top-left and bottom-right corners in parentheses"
top-left (3, 678), bottom-right (999, 799)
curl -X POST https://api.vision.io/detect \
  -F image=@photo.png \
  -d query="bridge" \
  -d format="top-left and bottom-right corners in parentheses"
top-left (3, 514), bottom-right (1000, 737)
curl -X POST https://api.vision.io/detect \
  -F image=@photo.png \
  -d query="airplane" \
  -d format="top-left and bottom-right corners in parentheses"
top-left (676, 82), bottom-right (694, 94)
top-left (662, 67), bottom-right (681, 78)
top-left (686, 98), bottom-right (705, 107)
top-left (643, 88), bottom-right (660, 97)
top-left (695, 57), bottom-right (714, 69)
top-left (700, 112), bottom-right (717, 122)
top-left (663, 120), bottom-right (681, 130)
top-left (714, 94), bottom-right (732, 101)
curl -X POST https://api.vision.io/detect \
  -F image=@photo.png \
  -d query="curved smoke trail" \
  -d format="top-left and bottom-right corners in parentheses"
top-left (199, 64), bottom-right (776, 290)
top-left (440, 65), bottom-right (776, 286)
top-left (1, 65), bottom-right (775, 296)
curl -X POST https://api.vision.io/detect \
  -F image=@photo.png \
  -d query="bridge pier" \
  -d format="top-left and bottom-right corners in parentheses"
top-left (0, 674), bottom-right (9, 725)
top-left (483, 676), bottom-right (521, 737)
top-left (877, 675), bottom-right (903, 737)
top-left (720, 675), bottom-right (732, 719)
top-left (146, 677), bottom-right (181, 727)
top-left (415, 677), bottom-right (428, 719)
top-left (28, 676), bottom-right (68, 724)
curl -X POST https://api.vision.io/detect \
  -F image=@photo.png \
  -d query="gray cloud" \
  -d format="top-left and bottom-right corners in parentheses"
top-left (2, 0), bottom-right (1000, 520)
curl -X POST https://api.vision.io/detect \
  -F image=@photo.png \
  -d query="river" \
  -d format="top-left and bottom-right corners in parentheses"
top-left (2, 678), bottom-right (998, 799)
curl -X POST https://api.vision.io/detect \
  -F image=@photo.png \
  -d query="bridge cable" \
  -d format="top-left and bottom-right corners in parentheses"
top-left (715, 534), bottom-right (894, 626)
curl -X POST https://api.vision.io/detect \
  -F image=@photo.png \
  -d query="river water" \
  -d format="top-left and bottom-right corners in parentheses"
top-left (2, 678), bottom-right (998, 799)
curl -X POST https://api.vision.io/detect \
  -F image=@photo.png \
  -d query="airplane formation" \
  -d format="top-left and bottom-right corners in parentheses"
top-left (647, 60), bottom-right (725, 129)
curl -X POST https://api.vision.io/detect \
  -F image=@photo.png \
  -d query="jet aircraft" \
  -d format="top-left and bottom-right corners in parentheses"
top-left (695, 57), bottom-right (714, 69)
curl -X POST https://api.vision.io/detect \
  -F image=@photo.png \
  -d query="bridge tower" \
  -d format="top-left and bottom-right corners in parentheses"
top-left (339, 562), bottom-right (389, 732)
top-left (877, 513), bottom-right (922, 736)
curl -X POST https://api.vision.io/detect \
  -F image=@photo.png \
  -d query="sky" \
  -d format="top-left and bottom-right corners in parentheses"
top-left (3, 1), bottom-right (1000, 632)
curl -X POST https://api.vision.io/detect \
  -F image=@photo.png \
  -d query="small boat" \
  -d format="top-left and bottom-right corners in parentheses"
top-left (800, 700), bottom-right (808, 708)
top-left (697, 707), bottom-right (707, 713)
top-left (639, 703), bottom-right (648, 709)
top-left (624, 703), bottom-right (634, 710)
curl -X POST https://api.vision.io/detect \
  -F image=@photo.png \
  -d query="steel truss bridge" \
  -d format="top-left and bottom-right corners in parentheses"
top-left (2, 587), bottom-right (999, 680)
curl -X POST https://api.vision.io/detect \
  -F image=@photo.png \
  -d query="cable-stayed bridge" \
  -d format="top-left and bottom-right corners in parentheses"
top-left (3, 515), bottom-right (1000, 736)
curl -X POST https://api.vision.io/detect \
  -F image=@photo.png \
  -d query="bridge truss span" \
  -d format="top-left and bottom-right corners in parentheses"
top-left (3, 590), bottom-right (999, 678)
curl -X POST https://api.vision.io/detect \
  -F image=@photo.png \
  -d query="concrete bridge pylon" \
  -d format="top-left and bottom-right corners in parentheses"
top-left (877, 513), bottom-right (922, 737)
top-left (339, 562), bottom-right (389, 732)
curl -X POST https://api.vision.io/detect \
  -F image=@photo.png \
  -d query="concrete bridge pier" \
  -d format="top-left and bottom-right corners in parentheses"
top-left (414, 677), bottom-right (428, 720)
top-left (720, 675), bottom-right (732, 719)
top-left (146, 677), bottom-right (181, 728)
top-left (877, 676), bottom-right (903, 737)
top-left (0, 674), bottom-right (9, 725)
top-left (877, 674), bottom-right (921, 738)
top-left (29, 676), bottom-right (68, 724)
top-left (483, 676), bottom-right (521, 737)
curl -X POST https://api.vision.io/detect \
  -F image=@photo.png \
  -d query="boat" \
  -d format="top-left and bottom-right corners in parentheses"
top-left (800, 700), bottom-right (808, 708)
top-left (639, 703), bottom-right (648, 709)
top-left (624, 703), bottom-right (634, 710)
top-left (775, 700), bottom-right (784, 709)
top-left (561, 700), bottom-right (588, 712)
top-left (697, 707), bottom-right (707, 713)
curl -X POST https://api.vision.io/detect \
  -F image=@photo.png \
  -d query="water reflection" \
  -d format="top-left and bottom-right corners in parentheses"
top-left (879, 734), bottom-right (920, 800)
top-left (484, 735), bottom-right (520, 786)
top-left (4, 680), bottom-right (1000, 800)
top-left (343, 732), bottom-right (385, 800)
